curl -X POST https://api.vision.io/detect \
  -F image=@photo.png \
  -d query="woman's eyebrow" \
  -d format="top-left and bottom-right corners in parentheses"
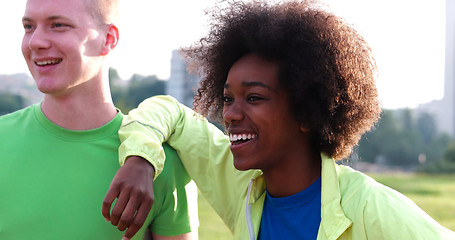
top-left (224, 81), bottom-right (272, 90)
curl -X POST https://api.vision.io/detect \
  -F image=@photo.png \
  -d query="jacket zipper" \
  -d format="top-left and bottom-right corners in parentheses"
top-left (245, 179), bottom-right (255, 240)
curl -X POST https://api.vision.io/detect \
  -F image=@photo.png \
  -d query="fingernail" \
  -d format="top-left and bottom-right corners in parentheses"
top-left (122, 237), bottom-right (129, 240)
top-left (105, 217), bottom-right (110, 222)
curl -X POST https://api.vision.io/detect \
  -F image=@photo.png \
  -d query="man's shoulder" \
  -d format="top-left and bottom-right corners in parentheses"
top-left (0, 105), bottom-right (36, 128)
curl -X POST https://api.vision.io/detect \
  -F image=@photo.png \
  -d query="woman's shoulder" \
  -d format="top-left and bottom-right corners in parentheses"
top-left (336, 165), bottom-right (453, 239)
top-left (337, 165), bottom-right (409, 208)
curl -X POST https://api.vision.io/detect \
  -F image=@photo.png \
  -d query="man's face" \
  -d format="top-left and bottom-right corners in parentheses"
top-left (21, 0), bottom-right (108, 96)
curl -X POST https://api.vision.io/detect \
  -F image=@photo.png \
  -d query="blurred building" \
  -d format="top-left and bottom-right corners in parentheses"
top-left (418, 0), bottom-right (455, 136)
top-left (166, 50), bottom-right (201, 108)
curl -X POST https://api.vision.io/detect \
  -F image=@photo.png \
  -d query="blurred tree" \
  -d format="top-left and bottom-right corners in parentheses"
top-left (416, 112), bottom-right (437, 145)
top-left (109, 67), bottom-right (128, 111)
top-left (358, 110), bottom-right (398, 163)
top-left (125, 74), bottom-right (165, 112)
top-left (419, 140), bottom-right (455, 173)
top-left (109, 69), bottom-right (166, 113)
top-left (444, 142), bottom-right (455, 163)
top-left (357, 109), bottom-right (450, 169)
top-left (0, 92), bottom-right (24, 115)
top-left (109, 67), bottom-right (122, 83)
top-left (423, 133), bottom-right (452, 164)
top-left (384, 129), bottom-right (421, 166)
top-left (401, 108), bottom-right (414, 131)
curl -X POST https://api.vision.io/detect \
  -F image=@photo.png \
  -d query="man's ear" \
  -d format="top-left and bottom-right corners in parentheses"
top-left (101, 24), bottom-right (119, 56)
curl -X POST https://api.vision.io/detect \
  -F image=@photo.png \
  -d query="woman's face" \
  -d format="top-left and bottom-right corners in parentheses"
top-left (223, 53), bottom-right (307, 172)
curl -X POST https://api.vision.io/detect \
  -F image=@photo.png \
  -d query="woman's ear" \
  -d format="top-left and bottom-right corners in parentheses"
top-left (300, 123), bottom-right (311, 133)
top-left (100, 24), bottom-right (119, 56)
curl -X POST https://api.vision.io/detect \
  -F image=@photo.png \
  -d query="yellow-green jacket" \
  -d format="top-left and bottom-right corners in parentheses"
top-left (119, 95), bottom-right (455, 240)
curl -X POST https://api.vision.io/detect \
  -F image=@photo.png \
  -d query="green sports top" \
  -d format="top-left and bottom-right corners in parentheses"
top-left (0, 103), bottom-right (193, 239)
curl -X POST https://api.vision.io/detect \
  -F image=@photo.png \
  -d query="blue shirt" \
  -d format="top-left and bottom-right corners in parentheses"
top-left (258, 177), bottom-right (321, 240)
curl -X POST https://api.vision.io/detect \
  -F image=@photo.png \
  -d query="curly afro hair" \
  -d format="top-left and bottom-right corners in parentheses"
top-left (182, 0), bottom-right (381, 160)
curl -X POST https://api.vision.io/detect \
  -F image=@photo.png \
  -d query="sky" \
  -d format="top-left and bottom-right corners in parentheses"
top-left (0, 0), bottom-right (447, 109)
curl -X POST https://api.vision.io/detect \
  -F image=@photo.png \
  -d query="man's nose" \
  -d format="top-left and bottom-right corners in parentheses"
top-left (27, 27), bottom-right (51, 50)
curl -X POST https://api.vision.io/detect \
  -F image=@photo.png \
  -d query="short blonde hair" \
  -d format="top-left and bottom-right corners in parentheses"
top-left (85, 0), bottom-right (119, 25)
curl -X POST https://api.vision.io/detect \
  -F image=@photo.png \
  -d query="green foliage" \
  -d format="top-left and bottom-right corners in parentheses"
top-left (0, 92), bottom-right (25, 115)
top-left (444, 142), bottom-right (455, 163)
top-left (358, 110), bottom-right (396, 163)
top-left (0, 68), bottom-right (167, 116)
top-left (417, 112), bottom-right (438, 144)
top-left (126, 74), bottom-right (165, 109)
top-left (109, 68), bottom-right (122, 83)
top-left (109, 68), bottom-right (167, 113)
top-left (414, 138), bottom-right (455, 174)
top-left (401, 108), bottom-right (414, 131)
top-left (423, 134), bottom-right (453, 164)
top-left (358, 109), bottom-right (454, 171)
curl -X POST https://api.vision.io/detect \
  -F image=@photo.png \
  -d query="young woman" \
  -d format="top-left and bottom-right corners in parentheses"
top-left (119, 1), bottom-right (455, 239)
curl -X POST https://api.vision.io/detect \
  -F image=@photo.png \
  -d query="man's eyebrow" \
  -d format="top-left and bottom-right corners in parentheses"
top-left (224, 81), bottom-right (272, 89)
top-left (22, 17), bottom-right (33, 22)
top-left (22, 15), bottom-right (70, 22)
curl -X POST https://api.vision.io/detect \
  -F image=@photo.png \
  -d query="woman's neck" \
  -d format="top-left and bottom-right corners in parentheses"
top-left (262, 149), bottom-right (322, 198)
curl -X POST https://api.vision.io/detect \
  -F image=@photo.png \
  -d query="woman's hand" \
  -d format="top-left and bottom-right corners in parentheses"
top-left (102, 156), bottom-right (155, 240)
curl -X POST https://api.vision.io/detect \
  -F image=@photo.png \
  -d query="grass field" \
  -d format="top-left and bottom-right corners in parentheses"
top-left (197, 173), bottom-right (455, 239)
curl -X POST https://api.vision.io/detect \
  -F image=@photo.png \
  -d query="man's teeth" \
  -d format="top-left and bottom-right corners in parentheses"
top-left (36, 59), bottom-right (62, 66)
top-left (229, 133), bottom-right (256, 142)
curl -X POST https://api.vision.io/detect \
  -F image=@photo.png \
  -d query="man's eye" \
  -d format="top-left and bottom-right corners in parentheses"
top-left (51, 23), bottom-right (72, 32)
top-left (23, 24), bottom-right (34, 32)
top-left (53, 23), bottom-right (65, 28)
top-left (52, 23), bottom-right (72, 29)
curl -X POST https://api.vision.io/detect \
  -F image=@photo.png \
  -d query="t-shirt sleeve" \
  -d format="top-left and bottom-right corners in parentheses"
top-left (146, 143), bottom-right (196, 236)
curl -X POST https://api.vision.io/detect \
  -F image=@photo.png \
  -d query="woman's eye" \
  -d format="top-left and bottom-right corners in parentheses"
top-left (247, 95), bottom-right (263, 102)
top-left (223, 96), bottom-right (233, 103)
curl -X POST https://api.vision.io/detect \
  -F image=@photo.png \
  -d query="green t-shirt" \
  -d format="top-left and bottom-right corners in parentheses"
top-left (0, 104), bottom-right (193, 239)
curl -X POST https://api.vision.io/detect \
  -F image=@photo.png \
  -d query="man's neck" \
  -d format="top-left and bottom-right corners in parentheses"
top-left (41, 87), bottom-right (117, 131)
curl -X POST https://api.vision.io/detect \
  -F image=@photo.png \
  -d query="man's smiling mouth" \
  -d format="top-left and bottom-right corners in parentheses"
top-left (35, 59), bottom-right (62, 66)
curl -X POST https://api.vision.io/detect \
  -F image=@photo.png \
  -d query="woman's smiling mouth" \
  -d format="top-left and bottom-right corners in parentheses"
top-left (229, 133), bottom-right (257, 145)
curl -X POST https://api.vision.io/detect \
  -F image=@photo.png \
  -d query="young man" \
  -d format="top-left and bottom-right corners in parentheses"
top-left (0, 0), bottom-right (196, 239)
